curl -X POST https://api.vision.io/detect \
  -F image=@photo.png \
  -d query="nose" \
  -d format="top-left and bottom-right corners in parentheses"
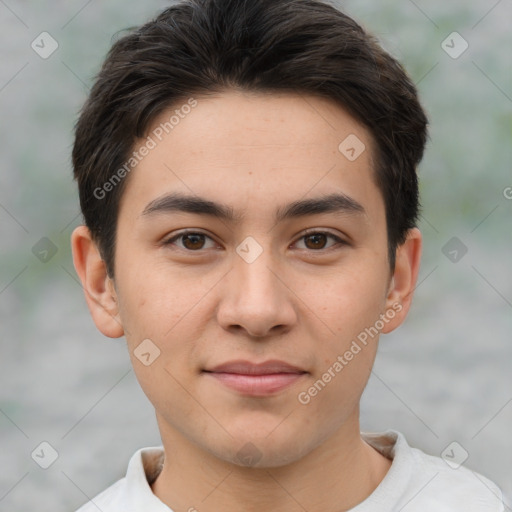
top-left (215, 246), bottom-right (297, 339)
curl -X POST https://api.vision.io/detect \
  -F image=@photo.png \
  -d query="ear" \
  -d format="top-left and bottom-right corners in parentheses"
top-left (71, 225), bottom-right (124, 338)
top-left (381, 227), bottom-right (422, 334)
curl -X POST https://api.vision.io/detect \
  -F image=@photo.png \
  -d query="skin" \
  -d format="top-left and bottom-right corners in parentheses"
top-left (72, 90), bottom-right (422, 512)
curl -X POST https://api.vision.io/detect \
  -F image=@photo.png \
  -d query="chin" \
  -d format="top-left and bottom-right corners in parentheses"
top-left (213, 424), bottom-right (313, 469)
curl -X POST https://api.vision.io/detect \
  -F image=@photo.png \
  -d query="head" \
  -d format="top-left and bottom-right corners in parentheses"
top-left (72, 0), bottom-right (427, 468)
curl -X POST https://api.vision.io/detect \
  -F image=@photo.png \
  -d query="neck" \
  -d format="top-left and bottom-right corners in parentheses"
top-left (151, 414), bottom-right (391, 512)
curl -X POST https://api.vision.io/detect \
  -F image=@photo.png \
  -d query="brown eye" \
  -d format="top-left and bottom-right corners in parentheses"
top-left (304, 233), bottom-right (328, 250)
top-left (164, 231), bottom-right (216, 251)
top-left (295, 231), bottom-right (344, 251)
top-left (181, 233), bottom-right (206, 250)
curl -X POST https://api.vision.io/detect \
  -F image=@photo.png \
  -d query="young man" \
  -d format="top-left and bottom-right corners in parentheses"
top-left (71, 0), bottom-right (504, 510)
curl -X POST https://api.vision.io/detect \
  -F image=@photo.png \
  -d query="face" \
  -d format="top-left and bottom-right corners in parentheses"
top-left (73, 90), bottom-right (421, 468)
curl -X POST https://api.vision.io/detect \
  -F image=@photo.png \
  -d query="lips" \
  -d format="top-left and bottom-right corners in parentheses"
top-left (202, 359), bottom-right (308, 396)
top-left (205, 359), bottom-right (307, 375)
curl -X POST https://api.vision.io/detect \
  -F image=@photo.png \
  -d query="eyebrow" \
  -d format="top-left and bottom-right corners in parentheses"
top-left (141, 191), bottom-right (365, 223)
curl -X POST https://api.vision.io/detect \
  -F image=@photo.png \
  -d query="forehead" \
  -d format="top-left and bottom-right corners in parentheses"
top-left (120, 90), bottom-right (382, 221)
top-left (147, 90), bottom-right (374, 162)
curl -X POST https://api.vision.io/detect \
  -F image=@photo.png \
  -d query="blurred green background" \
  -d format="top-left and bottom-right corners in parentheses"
top-left (1, 0), bottom-right (511, 510)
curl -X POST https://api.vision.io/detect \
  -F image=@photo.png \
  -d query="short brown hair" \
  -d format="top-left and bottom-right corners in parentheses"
top-left (72, 0), bottom-right (428, 276)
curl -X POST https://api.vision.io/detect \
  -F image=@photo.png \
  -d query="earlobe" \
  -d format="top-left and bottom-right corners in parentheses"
top-left (71, 226), bottom-right (124, 338)
top-left (381, 228), bottom-right (422, 334)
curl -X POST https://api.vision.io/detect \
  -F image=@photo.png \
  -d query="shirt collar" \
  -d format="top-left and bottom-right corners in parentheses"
top-left (124, 431), bottom-right (406, 511)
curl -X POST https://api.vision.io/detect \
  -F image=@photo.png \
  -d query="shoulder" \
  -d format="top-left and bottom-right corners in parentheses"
top-left (362, 430), bottom-right (504, 511)
top-left (74, 446), bottom-right (167, 512)
top-left (74, 478), bottom-right (126, 511)
top-left (408, 444), bottom-right (504, 510)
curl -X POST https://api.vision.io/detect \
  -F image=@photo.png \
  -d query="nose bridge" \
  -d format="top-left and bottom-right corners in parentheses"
top-left (216, 235), bottom-right (296, 337)
top-left (233, 235), bottom-right (282, 302)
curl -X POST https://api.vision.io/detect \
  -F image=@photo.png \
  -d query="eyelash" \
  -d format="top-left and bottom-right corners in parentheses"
top-left (163, 229), bottom-right (347, 253)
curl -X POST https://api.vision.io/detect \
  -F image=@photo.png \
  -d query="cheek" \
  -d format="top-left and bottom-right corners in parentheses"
top-left (116, 260), bottom-right (192, 338)
top-left (116, 266), bottom-right (211, 385)
top-left (303, 263), bottom-right (387, 396)
top-left (117, 276), bottom-right (202, 414)
top-left (297, 280), bottom-right (382, 420)
top-left (311, 266), bottom-right (388, 340)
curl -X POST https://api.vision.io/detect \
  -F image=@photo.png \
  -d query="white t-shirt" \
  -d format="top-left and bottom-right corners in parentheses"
top-left (75, 430), bottom-right (504, 511)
